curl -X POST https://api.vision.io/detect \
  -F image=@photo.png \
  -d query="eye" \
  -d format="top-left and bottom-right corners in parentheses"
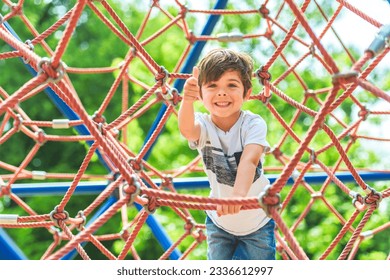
top-left (206, 83), bottom-right (217, 88)
top-left (228, 83), bottom-right (238, 88)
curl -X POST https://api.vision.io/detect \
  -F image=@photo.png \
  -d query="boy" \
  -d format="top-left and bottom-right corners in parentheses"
top-left (178, 48), bottom-right (275, 260)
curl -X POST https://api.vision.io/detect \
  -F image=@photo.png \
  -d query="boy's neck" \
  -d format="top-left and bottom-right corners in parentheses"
top-left (211, 110), bottom-right (243, 132)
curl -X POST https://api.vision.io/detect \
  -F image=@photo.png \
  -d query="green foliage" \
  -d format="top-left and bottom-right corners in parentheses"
top-left (1, 0), bottom-right (389, 261)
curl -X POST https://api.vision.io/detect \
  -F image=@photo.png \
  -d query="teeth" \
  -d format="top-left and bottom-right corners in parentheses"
top-left (216, 102), bottom-right (229, 106)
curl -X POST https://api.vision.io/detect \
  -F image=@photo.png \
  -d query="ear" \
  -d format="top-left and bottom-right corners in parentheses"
top-left (244, 88), bottom-right (252, 101)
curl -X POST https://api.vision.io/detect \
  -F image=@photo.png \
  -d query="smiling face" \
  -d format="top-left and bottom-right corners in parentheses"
top-left (200, 70), bottom-right (251, 131)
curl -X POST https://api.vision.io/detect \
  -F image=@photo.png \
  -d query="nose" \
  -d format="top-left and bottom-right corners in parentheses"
top-left (217, 91), bottom-right (226, 96)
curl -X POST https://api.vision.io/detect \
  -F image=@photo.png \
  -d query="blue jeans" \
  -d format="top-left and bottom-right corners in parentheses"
top-left (205, 216), bottom-right (276, 260)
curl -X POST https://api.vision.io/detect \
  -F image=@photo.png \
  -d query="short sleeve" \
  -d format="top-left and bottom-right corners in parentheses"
top-left (242, 114), bottom-right (270, 153)
top-left (188, 112), bottom-right (208, 150)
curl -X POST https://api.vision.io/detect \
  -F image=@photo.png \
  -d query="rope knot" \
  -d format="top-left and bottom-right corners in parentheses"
top-left (142, 195), bottom-right (157, 214)
top-left (184, 218), bottom-right (195, 233)
top-left (186, 31), bottom-right (196, 45)
top-left (259, 4), bottom-right (270, 18)
top-left (155, 66), bottom-right (169, 86)
top-left (128, 157), bottom-right (143, 173)
top-left (92, 111), bottom-right (106, 124)
top-left (271, 146), bottom-right (283, 159)
top-left (179, 3), bottom-right (188, 17)
top-left (37, 58), bottom-right (66, 83)
top-left (350, 191), bottom-right (365, 211)
top-left (75, 210), bottom-right (87, 231)
top-left (358, 107), bottom-right (370, 121)
top-left (256, 66), bottom-right (272, 85)
top-left (11, 3), bottom-right (23, 16)
top-left (258, 184), bottom-right (281, 217)
top-left (120, 229), bottom-right (130, 240)
top-left (34, 129), bottom-right (46, 145)
top-left (122, 174), bottom-right (141, 205)
top-left (13, 114), bottom-right (24, 131)
top-left (0, 183), bottom-right (10, 197)
top-left (364, 185), bottom-right (382, 209)
top-left (258, 92), bottom-right (272, 104)
top-left (196, 229), bottom-right (206, 243)
top-left (264, 29), bottom-right (274, 40)
top-left (50, 206), bottom-right (69, 227)
top-left (161, 175), bottom-right (173, 189)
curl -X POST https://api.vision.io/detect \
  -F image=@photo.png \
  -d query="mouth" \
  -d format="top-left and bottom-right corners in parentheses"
top-left (214, 102), bottom-right (231, 107)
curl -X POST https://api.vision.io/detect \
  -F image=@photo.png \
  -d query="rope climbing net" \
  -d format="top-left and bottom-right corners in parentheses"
top-left (0, 0), bottom-right (390, 260)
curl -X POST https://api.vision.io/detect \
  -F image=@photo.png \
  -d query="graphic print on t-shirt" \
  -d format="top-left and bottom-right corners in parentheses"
top-left (201, 142), bottom-right (262, 187)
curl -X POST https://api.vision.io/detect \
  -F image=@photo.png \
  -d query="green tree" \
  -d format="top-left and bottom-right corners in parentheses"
top-left (1, 0), bottom-right (389, 260)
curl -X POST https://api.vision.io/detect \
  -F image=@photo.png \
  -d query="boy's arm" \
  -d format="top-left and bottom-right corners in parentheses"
top-left (178, 67), bottom-right (201, 142)
top-left (217, 144), bottom-right (264, 216)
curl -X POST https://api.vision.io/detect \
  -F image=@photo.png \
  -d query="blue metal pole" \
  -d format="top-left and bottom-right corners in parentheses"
top-left (0, 228), bottom-right (27, 260)
top-left (135, 203), bottom-right (182, 260)
top-left (141, 0), bottom-right (229, 160)
top-left (10, 171), bottom-right (390, 196)
top-left (10, 181), bottom-right (108, 197)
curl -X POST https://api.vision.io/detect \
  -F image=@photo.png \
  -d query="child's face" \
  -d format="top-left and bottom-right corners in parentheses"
top-left (201, 70), bottom-right (251, 125)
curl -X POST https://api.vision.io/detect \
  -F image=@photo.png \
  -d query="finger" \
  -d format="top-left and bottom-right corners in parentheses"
top-left (192, 66), bottom-right (199, 79)
top-left (234, 205), bottom-right (242, 214)
top-left (216, 205), bottom-right (223, 217)
top-left (229, 204), bottom-right (238, 215)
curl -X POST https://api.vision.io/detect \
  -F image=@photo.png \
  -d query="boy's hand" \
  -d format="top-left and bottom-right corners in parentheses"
top-left (182, 67), bottom-right (200, 102)
top-left (217, 204), bottom-right (242, 216)
top-left (216, 190), bottom-right (246, 216)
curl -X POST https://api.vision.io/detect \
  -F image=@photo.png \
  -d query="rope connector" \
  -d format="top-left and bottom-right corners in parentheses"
top-left (349, 190), bottom-right (365, 210)
top-left (141, 194), bottom-right (157, 214)
top-left (216, 32), bottom-right (243, 42)
top-left (0, 14), bottom-right (4, 25)
top-left (366, 24), bottom-right (390, 57)
top-left (360, 230), bottom-right (374, 240)
top-left (259, 4), bottom-right (270, 18)
top-left (358, 107), bottom-right (370, 121)
top-left (91, 111), bottom-right (106, 124)
top-left (13, 114), bottom-right (24, 131)
top-left (363, 184), bottom-right (382, 209)
top-left (309, 43), bottom-right (316, 56)
top-left (161, 174), bottom-right (173, 189)
top-left (0, 182), bottom-right (10, 197)
top-left (32, 170), bottom-right (47, 180)
top-left (52, 119), bottom-right (70, 129)
top-left (50, 205), bottom-right (70, 228)
top-left (291, 169), bottom-right (303, 182)
top-left (184, 217), bottom-right (195, 233)
top-left (160, 87), bottom-right (174, 101)
top-left (155, 66), bottom-right (169, 85)
top-left (22, 40), bottom-right (35, 64)
top-left (0, 214), bottom-right (19, 225)
top-left (179, 3), bottom-right (188, 17)
top-left (37, 57), bottom-right (66, 83)
top-left (305, 89), bottom-right (315, 97)
top-left (128, 157), bottom-right (143, 173)
top-left (34, 129), bottom-right (46, 145)
top-left (310, 149), bottom-right (317, 164)
top-left (75, 210), bottom-right (86, 231)
top-left (258, 184), bottom-right (281, 217)
top-left (256, 66), bottom-right (272, 85)
top-left (331, 70), bottom-right (359, 85)
top-left (167, 88), bottom-right (180, 106)
top-left (122, 174), bottom-right (141, 205)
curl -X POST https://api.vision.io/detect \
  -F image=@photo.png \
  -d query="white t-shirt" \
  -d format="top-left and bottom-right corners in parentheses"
top-left (189, 110), bottom-right (271, 236)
